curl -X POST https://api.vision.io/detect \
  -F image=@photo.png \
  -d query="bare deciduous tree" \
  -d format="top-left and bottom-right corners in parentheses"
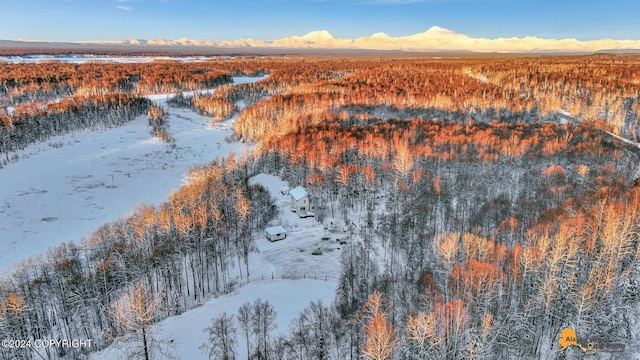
top-left (109, 283), bottom-right (167, 360)
top-left (201, 312), bottom-right (237, 360)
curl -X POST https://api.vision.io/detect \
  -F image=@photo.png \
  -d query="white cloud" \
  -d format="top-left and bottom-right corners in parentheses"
top-left (116, 5), bottom-right (132, 10)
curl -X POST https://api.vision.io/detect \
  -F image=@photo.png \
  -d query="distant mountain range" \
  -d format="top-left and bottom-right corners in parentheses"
top-left (4, 26), bottom-right (640, 53)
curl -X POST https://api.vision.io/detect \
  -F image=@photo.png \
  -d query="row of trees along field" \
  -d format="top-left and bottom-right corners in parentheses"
top-left (0, 61), bottom-right (237, 103)
top-left (0, 94), bottom-right (151, 163)
top-left (0, 60), bottom-right (275, 165)
top-left (0, 57), bottom-right (345, 106)
top-left (168, 92), bottom-right (237, 122)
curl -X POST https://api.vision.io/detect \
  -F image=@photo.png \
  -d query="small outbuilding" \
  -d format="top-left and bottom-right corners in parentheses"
top-left (265, 226), bottom-right (287, 242)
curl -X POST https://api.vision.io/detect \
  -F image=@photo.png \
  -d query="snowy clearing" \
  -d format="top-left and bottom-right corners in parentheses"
top-left (89, 173), bottom-right (344, 360)
top-left (90, 279), bottom-right (337, 360)
top-left (250, 174), bottom-right (347, 278)
top-left (0, 76), bottom-right (266, 274)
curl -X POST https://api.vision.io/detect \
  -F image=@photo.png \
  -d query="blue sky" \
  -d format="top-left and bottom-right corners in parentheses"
top-left (1, 0), bottom-right (638, 42)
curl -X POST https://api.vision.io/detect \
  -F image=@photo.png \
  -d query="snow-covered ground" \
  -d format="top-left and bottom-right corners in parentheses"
top-left (0, 76), bottom-right (265, 274)
top-left (250, 174), bottom-right (347, 278)
top-left (90, 279), bottom-right (337, 360)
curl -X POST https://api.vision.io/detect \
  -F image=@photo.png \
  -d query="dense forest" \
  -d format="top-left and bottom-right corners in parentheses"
top-left (1, 55), bottom-right (640, 359)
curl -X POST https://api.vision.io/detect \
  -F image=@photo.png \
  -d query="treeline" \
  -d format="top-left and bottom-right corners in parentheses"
top-left (468, 55), bottom-right (640, 138)
top-left (0, 94), bottom-right (150, 165)
top-left (202, 299), bottom-right (342, 360)
top-left (0, 57), bottom-right (335, 106)
top-left (4, 56), bottom-right (639, 137)
top-left (168, 92), bottom-right (237, 122)
top-left (0, 60), bottom-right (275, 165)
top-left (232, 56), bottom-right (640, 142)
top-left (0, 61), bottom-right (237, 103)
top-left (0, 156), bottom-right (276, 359)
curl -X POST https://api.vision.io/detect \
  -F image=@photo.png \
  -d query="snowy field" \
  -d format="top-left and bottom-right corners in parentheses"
top-left (90, 279), bottom-right (337, 360)
top-left (0, 76), bottom-right (266, 274)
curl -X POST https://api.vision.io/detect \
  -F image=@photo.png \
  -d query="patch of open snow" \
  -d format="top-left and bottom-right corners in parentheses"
top-left (250, 173), bottom-right (347, 278)
top-left (0, 110), bottom-right (240, 274)
top-left (0, 76), bottom-right (265, 275)
top-left (89, 279), bottom-right (337, 360)
top-left (465, 70), bottom-right (488, 84)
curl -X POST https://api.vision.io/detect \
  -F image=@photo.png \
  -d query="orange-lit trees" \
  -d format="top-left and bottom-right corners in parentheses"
top-left (361, 292), bottom-right (396, 360)
top-left (109, 283), bottom-right (161, 360)
top-left (362, 312), bottom-right (396, 360)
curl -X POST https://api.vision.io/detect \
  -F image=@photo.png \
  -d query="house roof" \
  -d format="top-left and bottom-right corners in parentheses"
top-left (289, 186), bottom-right (308, 200)
top-left (265, 226), bottom-right (286, 235)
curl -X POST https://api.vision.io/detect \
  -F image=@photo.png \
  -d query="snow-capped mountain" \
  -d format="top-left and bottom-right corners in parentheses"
top-left (6, 26), bottom-right (640, 53)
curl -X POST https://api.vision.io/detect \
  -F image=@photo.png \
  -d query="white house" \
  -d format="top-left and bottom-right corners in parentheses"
top-left (289, 186), bottom-right (313, 217)
top-left (265, 226), bottom-right (287, 242)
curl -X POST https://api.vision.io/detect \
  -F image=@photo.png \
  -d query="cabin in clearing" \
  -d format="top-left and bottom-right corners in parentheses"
top-left (289, 186), bottom-right (313, 217)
